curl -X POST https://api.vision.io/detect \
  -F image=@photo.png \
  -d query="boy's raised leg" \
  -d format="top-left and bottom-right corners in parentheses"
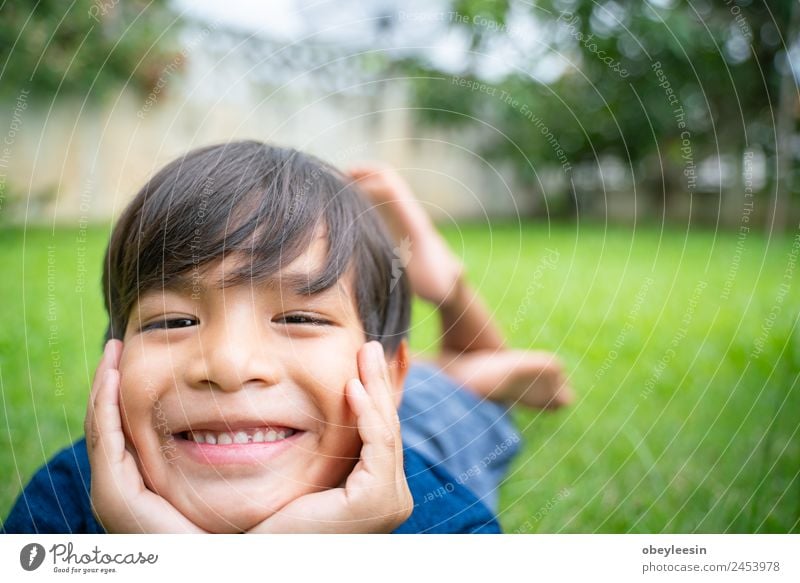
top-left (348, 164), bottom-right (573, 409)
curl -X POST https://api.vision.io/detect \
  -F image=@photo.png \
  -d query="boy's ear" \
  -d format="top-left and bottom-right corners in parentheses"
top-left (387, 339), bottom-right (409, 408)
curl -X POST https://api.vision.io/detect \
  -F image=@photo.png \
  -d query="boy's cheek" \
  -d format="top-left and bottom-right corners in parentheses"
top-left (117, 349), bottom-right (165, 448)
top-left (117, 371), bottom-right (150, 447)
top-left (117, 371), bottom-right (175, 490)
top-left (117, 344), bottom-right (143, 386)
top-left (118, 343), bottom-right (167, 398)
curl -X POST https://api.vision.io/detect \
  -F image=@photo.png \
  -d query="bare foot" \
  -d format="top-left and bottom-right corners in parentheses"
top-left (347, 164), bottom-right (464, 306)
top-left (435, 349), bottom-right (575, 410)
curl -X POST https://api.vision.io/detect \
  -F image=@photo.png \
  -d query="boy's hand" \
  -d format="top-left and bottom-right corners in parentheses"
top-left (248, 341), bottom-right (414, 533)
top-left (84, 340), bottom-right (207, 533)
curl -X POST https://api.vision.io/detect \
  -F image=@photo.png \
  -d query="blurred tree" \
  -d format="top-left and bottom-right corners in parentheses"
top-left (0, 0), bottom-right (181, 99)
top-left (401, 0), bottom-right (799, 228)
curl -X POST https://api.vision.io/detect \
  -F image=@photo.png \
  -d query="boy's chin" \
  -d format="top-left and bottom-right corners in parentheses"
top-left (145, 449), bottom-right (360, 532)
top-left (178, 491), bottom-right (295, 533)
top-left (193, 506), bottom-right (276, 534)
top-left (161, 472), bottom-right (342, 533)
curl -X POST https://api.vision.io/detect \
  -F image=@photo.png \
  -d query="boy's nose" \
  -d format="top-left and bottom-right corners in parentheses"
top-left (188, 315), bottom-right (283, 393)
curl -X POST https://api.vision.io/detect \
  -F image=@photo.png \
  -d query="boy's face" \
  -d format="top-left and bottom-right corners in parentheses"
top-left (118, 237), bottom-right (395, 533)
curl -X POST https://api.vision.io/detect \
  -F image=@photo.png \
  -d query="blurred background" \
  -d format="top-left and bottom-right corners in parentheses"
top-left (1, 0), bottom-right (798, 533)
top-left (3, 0), bottom-right (800, 226)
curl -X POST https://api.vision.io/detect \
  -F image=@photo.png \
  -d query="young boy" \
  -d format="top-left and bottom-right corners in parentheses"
top-left (3, 141), bottom-right (571, 534)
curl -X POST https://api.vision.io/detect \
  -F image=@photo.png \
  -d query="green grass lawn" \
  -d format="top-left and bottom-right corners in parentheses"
top-left (1, 222), bottom-right (798, 532)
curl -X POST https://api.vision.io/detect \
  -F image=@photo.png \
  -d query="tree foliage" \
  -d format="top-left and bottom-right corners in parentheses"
top-left (402, 0), bottom-right (798, 215)
top-left (0, 0), bottom-right (180, 99)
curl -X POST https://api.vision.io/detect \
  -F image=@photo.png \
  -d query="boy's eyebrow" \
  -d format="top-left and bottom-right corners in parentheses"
top-left (267, 269), bottom-right (353, 301)
top-left (272, 270), bottom-right (333, 294)
top-left (154, 269), bottom-right (348, 298)
top-left (157, 274), bottom-right (202, 295)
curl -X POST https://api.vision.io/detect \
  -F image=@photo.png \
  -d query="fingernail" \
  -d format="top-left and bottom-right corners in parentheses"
top-left (373, 342), bottom-right (385, 361)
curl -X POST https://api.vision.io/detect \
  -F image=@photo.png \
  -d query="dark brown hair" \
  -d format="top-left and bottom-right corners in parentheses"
top-left (102, 140), bottom-right (410, 353)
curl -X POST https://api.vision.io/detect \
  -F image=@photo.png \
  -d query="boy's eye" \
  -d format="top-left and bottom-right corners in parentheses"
top-left (143, 317), bottom-right (197, 331)
top-left (276, 314), bottom-right (330, 326)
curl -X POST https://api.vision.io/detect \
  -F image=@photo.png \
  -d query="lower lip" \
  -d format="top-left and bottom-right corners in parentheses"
top-left (175, 432), bottom-right (305, 465)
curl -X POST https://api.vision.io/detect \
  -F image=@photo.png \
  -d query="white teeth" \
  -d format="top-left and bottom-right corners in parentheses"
top-left (186, 427), bottom-right (297, 444)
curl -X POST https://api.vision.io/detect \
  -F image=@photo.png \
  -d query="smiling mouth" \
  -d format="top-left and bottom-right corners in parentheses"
top-left (179, 427), bottom-right (299, 445)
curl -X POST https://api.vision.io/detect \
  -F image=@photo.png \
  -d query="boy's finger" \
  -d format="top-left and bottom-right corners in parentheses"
top-left (86, 341), bottom-right (111, 430)
top-left (346, 378), bottom-right (396, 478)
top-left (349, 374), bottom-right (407, 509)
top-left (358, 343), bottom-right (405, 473)
top-left (92, 368), bottom-right (126, 467)
top-left (373, 344), bottom-right (405, 462)
top-left (85, 341), bottom-right (113, 446)
top-left (86, 341), bottom-right (122, 425)
top-left (92, 340), bottom-right (122, 390)
top-left (357, 342), bottom-right (396, 422)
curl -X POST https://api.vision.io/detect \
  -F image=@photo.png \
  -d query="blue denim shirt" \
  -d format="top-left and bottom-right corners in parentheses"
top-left (2, 437), bottom-right (499, 534)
